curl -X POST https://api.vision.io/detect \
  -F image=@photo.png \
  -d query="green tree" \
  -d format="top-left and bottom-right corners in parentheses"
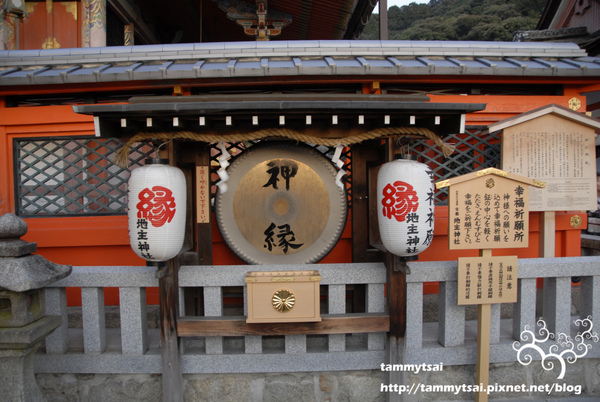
top-left (359, 0), bottom-right (546, 41)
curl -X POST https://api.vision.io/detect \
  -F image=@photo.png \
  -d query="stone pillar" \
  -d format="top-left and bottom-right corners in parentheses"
top-left (0, 213), bottom-right (71, 401)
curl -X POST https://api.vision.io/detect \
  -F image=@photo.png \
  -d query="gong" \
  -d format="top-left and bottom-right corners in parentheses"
top-left (215, 142), bottom-right (347, 264)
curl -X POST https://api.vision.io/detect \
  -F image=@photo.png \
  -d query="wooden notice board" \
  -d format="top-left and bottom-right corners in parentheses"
top-left (457, 255), bottom-right (518, 305)
top-left (439, 169), bottom-right (542, 250)
top-left (501, 113), bottom-right (597, 211)
top-left (196, 166), bottom-right (210, 224)
top-left (436, 168), bottom-right (543, 402)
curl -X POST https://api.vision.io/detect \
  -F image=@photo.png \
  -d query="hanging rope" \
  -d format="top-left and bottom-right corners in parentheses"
top-left (114, 126), bottom-right (455, 167)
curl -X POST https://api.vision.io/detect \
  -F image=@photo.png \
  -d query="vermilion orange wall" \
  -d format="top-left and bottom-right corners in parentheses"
top-left (0, 95), bottom-right (589, 305)
top-left (428, 94), bottom-right (585, 125)
top-left (20, 2), bottom-right (81, 50)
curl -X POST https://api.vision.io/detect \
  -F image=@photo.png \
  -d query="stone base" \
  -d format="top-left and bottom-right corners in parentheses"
top-left (35, 359), bottom-right (600, 401)
top-left (36, 371), bottom-right (386, 402)
top-left (0, 316), bottom-right (61, 402)
top-left (2, 343), bottom-right (46, 402)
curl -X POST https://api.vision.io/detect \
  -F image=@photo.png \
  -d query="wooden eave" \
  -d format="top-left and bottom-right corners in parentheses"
top-left (487, 103), bottom-right (600, 134)
top-left (73, 94), bottom-right (486, 139)
top-left (435, 168), bottom-right (546, 190)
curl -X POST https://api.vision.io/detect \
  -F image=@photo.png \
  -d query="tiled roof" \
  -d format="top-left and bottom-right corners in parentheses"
top-left (1, 40), bottom-right (599, 86)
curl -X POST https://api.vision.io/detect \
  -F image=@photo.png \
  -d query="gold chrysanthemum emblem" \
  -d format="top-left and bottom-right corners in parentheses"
top-left (272, 289), bottom-right (295, 312)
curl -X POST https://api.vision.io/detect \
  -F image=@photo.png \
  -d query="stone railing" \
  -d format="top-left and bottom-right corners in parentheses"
top-left (35, 257), bottom-right (600, 377)
top-left (35, 263), bottom-right (388, 374)
top-left (403, 256), bottom-right (600, 366)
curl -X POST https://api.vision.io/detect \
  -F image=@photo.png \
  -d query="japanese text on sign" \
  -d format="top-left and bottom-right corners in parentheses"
top-left (197, 166), bottom-right (210, 224)
top-left (458, 255), bottom-right (518, 305)
top-left (449, 176), bottom-right (529, 250)
top-left (501, 117), bottom-right (596, 211)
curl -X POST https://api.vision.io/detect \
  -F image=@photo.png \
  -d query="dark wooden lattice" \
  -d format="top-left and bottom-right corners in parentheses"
top-left (411, 128), bottom-right (501, 204)
top-left (14, 137), bottom-right (153, 216)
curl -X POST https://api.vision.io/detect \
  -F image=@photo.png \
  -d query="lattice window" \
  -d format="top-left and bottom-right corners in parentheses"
top-left (411, 128), bottom-right (501, 204)
top-left (210, 141), bottom-right (352, 207)
top-left (13, 131), bottom-right (495, 217)
top-left (14, 137), bottom-right (153, 216)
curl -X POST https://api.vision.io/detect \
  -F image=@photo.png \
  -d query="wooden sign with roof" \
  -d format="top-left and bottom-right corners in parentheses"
top-left (436, 168), bottom-right (545, 250)
top-left (493, 104), bottom-right (600, 212)
top-left (436, 167), bottom-right (545, 402)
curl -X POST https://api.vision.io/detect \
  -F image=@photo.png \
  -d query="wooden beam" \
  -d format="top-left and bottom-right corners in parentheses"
top-left (177, 313), bottom-right (390, 337)
top-left (108, 0), bottom-right (161, 44)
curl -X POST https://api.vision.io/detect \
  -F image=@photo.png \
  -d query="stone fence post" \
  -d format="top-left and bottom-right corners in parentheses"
top-left (0, 213), bottom-right (71, 401)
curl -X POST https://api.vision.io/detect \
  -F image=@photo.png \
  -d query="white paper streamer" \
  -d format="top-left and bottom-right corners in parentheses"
top-left (216, 142), bottom-right (231, 194)
top-left (332, 144), bottom-right (347, 191)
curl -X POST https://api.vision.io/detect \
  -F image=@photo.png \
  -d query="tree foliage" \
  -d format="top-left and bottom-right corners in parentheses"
top-left (360, 0), bottom-right (546, 41)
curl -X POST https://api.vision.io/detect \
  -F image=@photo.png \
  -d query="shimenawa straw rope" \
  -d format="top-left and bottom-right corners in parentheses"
top-left (114, 126), bottom-right (454, 167)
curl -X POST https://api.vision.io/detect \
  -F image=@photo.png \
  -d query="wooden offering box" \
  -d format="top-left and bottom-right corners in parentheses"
top-left (245, 270), bottom-right (321, 323)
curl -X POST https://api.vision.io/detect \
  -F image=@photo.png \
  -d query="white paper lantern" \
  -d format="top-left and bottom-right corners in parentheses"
top-left (128, 159), bottom-right (186, 264)
top-left (377, 155), bottom-right (435, 260)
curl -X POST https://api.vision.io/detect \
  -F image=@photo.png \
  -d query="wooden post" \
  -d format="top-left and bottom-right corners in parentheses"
top-left (385, 252), bottom-right (406, 402)
top-left (386, 253), bottom-right (406, 338)
top-left (159, 258), bottom-right (183, 402)
top-left (475, 249), bottom-right (492, 402)
top-left (540, 210), bottom-right (558, 335)
top-left (476, 303), bottom-right (491, 402)
top-left (539, 211), bottom-right (555, 258)
top-left (379, 0), bottom-right (388, 40)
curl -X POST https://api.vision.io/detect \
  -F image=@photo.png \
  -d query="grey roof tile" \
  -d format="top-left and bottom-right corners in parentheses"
top-left (201, 61), bottom-right (231, 70)
top-left (0, 40), bottom-right (599, 87)
top-left (286, 40), bottom-right (320, 48)
top-left (68, 47), bottom-right (103, 56)
top-left (167, 62), bottom-right (198, 71)
top-left (166, 43), bottom-right (196, 52)
top-left (267, 60), bottom-right (295, 68)
top-left (38, 48), bottom-right (72, 57)
top-left (124, 44), bottom-right (165, 53)
top-left (319, 40), bottom-right (352, 48)
top-left (235, 60), bottom-right (262, 69)
top-left (256, 41), bottom-right (288, 49)
top-left (100, 46), bottom-right (134, 55)
top-left (224, 41), bottom-right (256, 50)
top-left (100, 64), bottom-right (136, 74)
top-left (6, 49), bottom-right (41, 58)
top-left (301, 59), bottom-right (329, 67)
top-left (194, 42), bottom-right (225, 50)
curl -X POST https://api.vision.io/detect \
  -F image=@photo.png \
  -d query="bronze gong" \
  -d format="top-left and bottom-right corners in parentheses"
top-left (215, 142), bottom-right (347, 264)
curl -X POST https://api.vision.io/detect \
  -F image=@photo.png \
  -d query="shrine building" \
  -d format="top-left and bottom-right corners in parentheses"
top-left (1, 0), bottom-right (600, 400)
